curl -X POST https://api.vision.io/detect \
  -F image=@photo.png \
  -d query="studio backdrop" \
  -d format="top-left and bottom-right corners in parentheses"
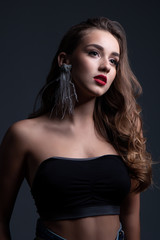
top-left (0, 0), bottom-right (160, 239)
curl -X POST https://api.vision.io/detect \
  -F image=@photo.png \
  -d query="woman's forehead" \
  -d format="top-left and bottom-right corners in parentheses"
top-left (77, 29), bottom-right (120, 53)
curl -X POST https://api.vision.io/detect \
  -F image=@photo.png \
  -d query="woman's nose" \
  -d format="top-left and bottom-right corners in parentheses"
top-left (98, 59), bottom-right (111, 73)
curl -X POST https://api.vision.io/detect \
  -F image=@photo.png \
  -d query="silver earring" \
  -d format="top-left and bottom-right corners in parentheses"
top-left (51, 63), bottom-right (78, 119)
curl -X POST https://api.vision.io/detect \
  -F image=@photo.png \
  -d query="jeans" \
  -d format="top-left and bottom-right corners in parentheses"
top-left (35, 219), bottom-right (124, 240)
top-left (115, 224), bottom-right (124, 240)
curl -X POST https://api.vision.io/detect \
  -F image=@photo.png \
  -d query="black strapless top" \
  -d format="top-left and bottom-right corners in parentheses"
top-left (31, 155), bottom-right (131, 220)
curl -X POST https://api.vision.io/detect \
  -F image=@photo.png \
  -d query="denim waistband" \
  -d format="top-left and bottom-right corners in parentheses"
top-left (115, 223), bottom-right (124, 240)
top-left (35, 219), bottom-right (66, 240)
top-left (35, 218), bottom-right (124, 240)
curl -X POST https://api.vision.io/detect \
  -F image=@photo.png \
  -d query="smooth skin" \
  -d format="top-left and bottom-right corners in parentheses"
top-left (0, 29), bottom-right (140, 240)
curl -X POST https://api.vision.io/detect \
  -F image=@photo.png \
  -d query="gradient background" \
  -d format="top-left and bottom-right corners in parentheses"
top-left (0, 0), bottom-right (160, 239)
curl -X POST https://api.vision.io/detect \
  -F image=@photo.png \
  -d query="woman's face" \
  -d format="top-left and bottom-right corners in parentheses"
top-left (69, 29), bottom-right (120, 100)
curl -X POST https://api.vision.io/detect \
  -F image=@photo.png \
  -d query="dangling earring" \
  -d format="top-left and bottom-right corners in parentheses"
top-left (50, 63), bottom-right (78, 119)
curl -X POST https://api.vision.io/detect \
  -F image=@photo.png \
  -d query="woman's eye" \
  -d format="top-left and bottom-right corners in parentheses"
top-left (88, 51), bottom-right (100, 57)
top-left (110, 58), bottom-right (119, 67)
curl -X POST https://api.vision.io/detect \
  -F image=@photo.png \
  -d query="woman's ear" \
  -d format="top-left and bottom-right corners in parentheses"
top-left (58, 52), bottom-right (71, 67)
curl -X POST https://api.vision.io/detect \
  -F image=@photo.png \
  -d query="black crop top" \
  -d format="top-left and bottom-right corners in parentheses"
top-left (31, 155), bottom-right (131, 221)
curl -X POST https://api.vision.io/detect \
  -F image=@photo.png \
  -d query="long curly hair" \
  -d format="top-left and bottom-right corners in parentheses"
top-left (29, 17), bottom-right (152, 192)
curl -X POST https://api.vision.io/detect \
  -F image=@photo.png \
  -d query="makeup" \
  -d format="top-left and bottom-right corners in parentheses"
top-left (94, 75), bottom-right (107, 86)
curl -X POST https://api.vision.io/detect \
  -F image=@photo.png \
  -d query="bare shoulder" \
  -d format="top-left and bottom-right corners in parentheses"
top-left (0, 117), bottom-right (46, 157)
top-left (2, 119), bottom-right (36, 145)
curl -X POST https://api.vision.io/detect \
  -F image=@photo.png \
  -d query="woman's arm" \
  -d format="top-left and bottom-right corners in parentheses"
top-left (120, 190), bottom-right (140, 240)
top-left (0, 122), bottom-right (29, 240)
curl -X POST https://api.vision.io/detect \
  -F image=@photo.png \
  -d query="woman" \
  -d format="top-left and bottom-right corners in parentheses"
top-left (0, 17), bottom-right (152, 240)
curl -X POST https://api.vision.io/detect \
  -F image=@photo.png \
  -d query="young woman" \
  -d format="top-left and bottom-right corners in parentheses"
top-left (0, 17), bottom-right (152, 240)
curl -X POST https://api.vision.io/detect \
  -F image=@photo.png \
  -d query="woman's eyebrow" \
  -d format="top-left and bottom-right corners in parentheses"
top-left (85, 44), bottom-right (120, 57)
top-left (85, 44), bottom-right (104, 51)
top-left (111, 52), bottom-right (120, 58)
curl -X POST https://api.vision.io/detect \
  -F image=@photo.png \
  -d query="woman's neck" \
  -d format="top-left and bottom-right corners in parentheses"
top-left (68, 97), bottom-right (96, 125)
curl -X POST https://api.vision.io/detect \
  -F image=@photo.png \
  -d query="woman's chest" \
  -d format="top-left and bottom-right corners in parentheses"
top-left (26, 130), bottom-right (118, 187)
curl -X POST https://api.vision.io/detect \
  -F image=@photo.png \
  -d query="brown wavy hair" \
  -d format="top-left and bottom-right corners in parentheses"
top-left (29, 17), bottom-right (152, 192)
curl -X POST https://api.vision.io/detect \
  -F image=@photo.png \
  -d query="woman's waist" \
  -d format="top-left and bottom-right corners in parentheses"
top-left (41, 215), bottom-right (120, 240)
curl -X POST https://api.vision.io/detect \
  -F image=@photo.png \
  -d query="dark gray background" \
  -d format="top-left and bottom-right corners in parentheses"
top-left (0, 0), bottom-right (160, 239)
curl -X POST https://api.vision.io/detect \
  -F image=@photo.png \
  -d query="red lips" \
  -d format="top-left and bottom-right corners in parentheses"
top-left (94, 75), bottom-right (107, 86)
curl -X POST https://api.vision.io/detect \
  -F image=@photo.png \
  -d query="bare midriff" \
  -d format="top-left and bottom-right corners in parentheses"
top-left (43, 215), bottom-right (120, 240)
